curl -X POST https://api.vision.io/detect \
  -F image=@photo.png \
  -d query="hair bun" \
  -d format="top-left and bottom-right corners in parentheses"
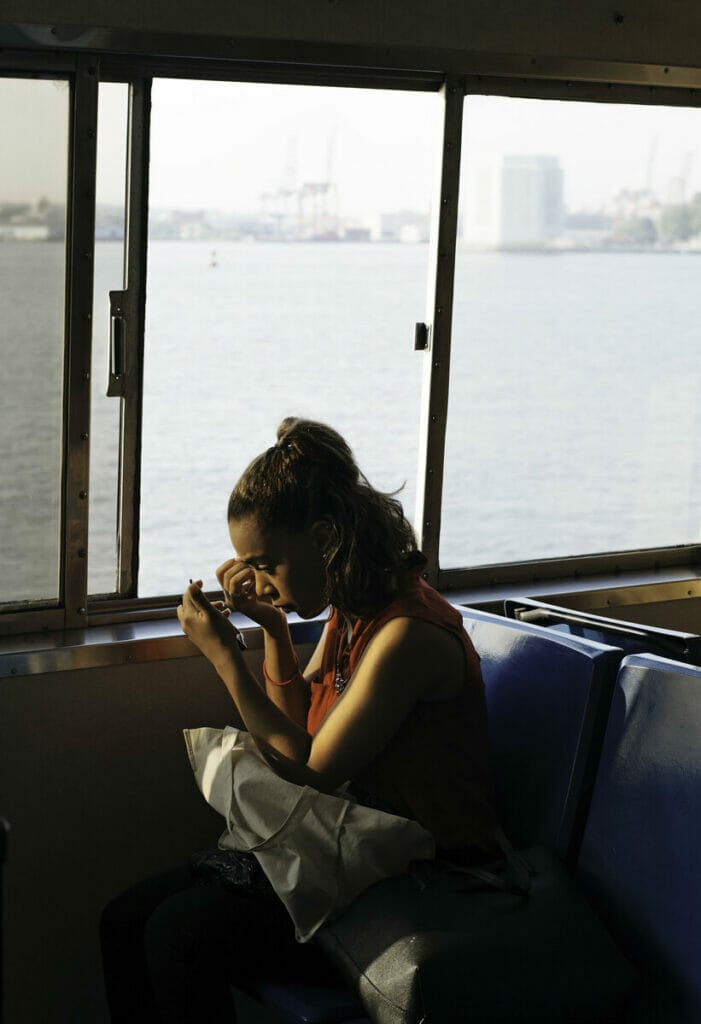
top-left (274, 418), bottom-right (358, 484)
top-left (276, 416), bottom-right (301, 446)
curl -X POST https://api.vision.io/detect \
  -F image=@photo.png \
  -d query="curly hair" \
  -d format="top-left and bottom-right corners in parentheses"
top-left (227, 418), bottom-right (425, 617)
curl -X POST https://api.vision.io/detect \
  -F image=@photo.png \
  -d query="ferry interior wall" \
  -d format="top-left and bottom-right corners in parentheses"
top-left (2, 2), bottom-right (701, 1022)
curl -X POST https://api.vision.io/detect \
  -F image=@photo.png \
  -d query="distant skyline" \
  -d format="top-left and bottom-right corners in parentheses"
top-left (2, 78), bottom-right (701, 217)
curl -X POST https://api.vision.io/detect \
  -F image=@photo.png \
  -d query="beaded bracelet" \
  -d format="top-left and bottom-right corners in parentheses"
top-left (262, 659), bottom-right (303, 687)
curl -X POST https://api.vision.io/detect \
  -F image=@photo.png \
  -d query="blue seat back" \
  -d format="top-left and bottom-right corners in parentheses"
top-left (504, 597), bottom-right (701, 664)
top-left (577, 654), bottom-right (701, 1023)
top-left (458, 607), bottom-right (623, 864)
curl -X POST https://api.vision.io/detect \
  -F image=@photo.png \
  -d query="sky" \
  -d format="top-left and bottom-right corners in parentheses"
top-left (2, 75), bottom-right (701, 217)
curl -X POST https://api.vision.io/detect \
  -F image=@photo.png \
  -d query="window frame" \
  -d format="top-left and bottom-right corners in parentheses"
top-left (2, 32), bottom-right (701, 635)
top-left (0, 53), bottom-right (98, 636)
top-left (111, 75), bottom-right (150, 601)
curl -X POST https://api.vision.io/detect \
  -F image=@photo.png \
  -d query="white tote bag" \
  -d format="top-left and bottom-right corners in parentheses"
top-left (184, 726), bottom-right (435, 942)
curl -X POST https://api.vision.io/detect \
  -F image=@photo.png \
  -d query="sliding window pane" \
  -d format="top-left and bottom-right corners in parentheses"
top-left (442, 95), bottom-right (701, 569)
top-left (141, 80), bottom-right (439, 596)
top-left (88, 82), bottom-right (129, 596)
top-left (0, 78), bottom-right (69, 605)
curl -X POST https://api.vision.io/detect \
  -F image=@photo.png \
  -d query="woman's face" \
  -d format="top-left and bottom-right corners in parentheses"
top-left (228, 515), bottom-right (329, 619)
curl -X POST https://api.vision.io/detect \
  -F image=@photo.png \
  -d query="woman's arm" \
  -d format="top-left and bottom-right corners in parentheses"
top-left (303, 614), bottom-right (465, 790)
top-left (258, 614), bottom-right (313, 729)
top-left (215, 559), bottom-right (312, 729)
top-left (178, 581), bottom-right (313, 761)
top-left (179, 582), bottom-right (464, 793)
top-left (244, 616), bottom-right (464, 793)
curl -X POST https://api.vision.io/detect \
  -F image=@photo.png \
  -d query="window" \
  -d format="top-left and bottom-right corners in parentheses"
top-left (441, 94), bottom-right (701, 570)
top-left (0, 77), bottom-right (70, 607)
top-left (139, 79), bottom-right (440, 595)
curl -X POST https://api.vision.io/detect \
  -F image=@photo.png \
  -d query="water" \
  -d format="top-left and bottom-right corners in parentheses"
top-left (445, 248), bottom-right (701, 565)
top-left (0, 242), bottom-right (66, 604)
top-left (2, 240), bottom-right (701, 604)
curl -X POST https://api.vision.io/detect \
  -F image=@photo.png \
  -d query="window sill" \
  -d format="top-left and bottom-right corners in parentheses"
top-left (2, 564), bottom-right (700, 679)
top-left (447, 563), bottom-right (701, 615)
top-left (0, 612), bottom-right (325, 679)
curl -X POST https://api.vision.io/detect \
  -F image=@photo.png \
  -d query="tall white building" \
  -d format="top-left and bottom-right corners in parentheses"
top-left (462, 154), bottom-right (564, 248)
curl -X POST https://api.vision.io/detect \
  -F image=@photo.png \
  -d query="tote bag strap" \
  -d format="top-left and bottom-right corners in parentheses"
top-left (434, 825), bottom-right (533, 895)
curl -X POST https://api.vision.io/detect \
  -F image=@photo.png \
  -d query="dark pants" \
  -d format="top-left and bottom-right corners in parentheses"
top-left (99, 864), bottom-right (335, 1023)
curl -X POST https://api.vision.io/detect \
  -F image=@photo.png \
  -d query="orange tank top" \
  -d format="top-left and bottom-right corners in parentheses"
top-left (306, 577), bottom-right (498, 855)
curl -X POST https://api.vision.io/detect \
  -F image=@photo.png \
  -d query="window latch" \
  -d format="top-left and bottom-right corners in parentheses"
top-left (414, 322), bottom-right (430, 351)
top-left (107, 290), bottom-right (127, 397)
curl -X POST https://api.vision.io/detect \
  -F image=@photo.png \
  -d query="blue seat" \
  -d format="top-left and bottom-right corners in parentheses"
top-left (504, 596), bottom-right (701, 664)
top-left (577, 653), bottom-right (701, 1023)
top-left (458, 607), bottom-right (624, 864)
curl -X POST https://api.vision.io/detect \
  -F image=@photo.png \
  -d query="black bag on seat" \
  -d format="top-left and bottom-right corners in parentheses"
top-left (315, 845), bottom-right (635, 1024)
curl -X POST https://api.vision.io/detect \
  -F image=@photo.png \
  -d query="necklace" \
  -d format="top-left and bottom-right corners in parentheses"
top-left (333, 617), bottom-right (354, 694)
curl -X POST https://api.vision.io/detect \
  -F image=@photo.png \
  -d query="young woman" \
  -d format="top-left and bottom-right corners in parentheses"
top-left (100, 417), bottom-right (497, 1023)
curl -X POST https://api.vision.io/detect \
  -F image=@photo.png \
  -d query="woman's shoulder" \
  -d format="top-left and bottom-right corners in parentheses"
top-left (373, 575), bottom-right (465, 632)
top-left (351, 582), bottom-right (477, 696)
top-left (373, 613), bottom-right (472, 701)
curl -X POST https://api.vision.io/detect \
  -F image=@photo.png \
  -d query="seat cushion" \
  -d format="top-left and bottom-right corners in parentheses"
top-left (317, 847), bottom-right (635, 1024)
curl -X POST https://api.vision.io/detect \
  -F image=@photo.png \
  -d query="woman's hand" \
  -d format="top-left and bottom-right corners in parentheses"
top-left (177, 580), bottom-right (242, 670)
top-left (215, 558), bottom-right (287, 635)
top-left (179, 584), bottom-right (312, 767)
